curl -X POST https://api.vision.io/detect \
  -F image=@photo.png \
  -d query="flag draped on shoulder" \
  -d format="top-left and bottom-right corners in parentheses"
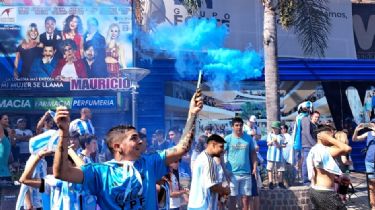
top-left (29, 129), bottom-right (59, 154)
top-left (287, 113), bottom-right (307, 165)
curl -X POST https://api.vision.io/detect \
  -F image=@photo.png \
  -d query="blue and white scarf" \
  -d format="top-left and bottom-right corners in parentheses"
top-left (287, 112), bottom-right (308, 164)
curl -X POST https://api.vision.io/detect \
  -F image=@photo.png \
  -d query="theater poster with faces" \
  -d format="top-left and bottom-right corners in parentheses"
top-left (0, 3), bottom-right (133, 92)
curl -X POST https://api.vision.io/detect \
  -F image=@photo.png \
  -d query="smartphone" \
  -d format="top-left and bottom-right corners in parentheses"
top-left (363, 123), bottom-right (372, 128)
top-left (48, 110), bottom-right (56, 118)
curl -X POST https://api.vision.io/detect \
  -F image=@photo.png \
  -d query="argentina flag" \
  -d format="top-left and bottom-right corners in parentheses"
top-left (29, 129), bottom-right (59, 154)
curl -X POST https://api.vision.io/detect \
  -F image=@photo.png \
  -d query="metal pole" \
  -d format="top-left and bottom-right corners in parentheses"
top-left (131, 85), bottom-right (138, 128)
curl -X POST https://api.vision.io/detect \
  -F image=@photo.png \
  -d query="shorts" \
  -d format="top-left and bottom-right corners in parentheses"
top-left (267, 161), bottom-right (285, 172)
top-left (365, 161), bottom-right (375, 179)
top-left (229, 174), bottom-right (254, 196)
top-left (309, 188), bottom-right (347, 210)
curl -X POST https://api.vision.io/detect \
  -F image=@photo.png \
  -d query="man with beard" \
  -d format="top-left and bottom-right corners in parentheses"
top-left (30, 44), bottom-right (58, 77)
top-left (82, 41), bottom-right (108, 78)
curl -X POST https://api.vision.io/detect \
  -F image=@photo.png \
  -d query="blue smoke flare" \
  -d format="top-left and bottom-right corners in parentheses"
top-left (141, 17), bottom-right (264, 89)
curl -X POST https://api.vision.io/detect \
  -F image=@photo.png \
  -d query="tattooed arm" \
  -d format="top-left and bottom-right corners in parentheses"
top-left (53, 106), bottom-right (84, 183)
top-left (165, 90), bottom-right (203, 165)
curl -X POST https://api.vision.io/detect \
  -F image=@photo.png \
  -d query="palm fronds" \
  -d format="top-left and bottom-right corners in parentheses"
top-left (182, 0), bottom-right (201, 15)
top-left (292, 0), bottom-right (331, 57)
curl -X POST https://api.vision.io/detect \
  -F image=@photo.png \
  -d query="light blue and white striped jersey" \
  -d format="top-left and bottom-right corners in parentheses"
top-left (77, 151), bottom-right (98, 209)
top-left (44, 175), bottom-right (80, 210)
top-left (29, 129), bottom-right (59, 154)
top-left (69, 119), bottom-right (95, 136)
top-left (15, 156), bottom-right (47, 210)
top-left (266, 133), bottom-right (284, 162)
top-left (188, 151), bottom-right (221, 210)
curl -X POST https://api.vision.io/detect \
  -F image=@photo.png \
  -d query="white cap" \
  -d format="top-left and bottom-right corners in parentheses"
top-left (249, 115), bottom-right (257, 122)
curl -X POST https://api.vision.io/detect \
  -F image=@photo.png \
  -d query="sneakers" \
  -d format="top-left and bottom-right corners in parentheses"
top-left (269, 182), bottom-right (274, 189)
top-left (278, 182), bottom-right (287, 189)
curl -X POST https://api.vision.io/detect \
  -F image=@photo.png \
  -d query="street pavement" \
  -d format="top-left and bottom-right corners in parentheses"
top-left (346, 172), bottom-right (371, 210)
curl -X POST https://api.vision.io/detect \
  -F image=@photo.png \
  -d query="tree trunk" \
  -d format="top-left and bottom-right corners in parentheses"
top-left (263, 0), bottom-right (280, 132)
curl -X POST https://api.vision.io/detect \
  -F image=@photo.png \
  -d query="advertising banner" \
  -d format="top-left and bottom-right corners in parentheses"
top-left (34, 97), bottom-right (72, 109)
top-left (72, 96), bottom-right (117, 109)
top-left (0, 4), bottom-right (133, 91)
top-left (0, 97), bottom-right (34, 110)
top-left (352, 3), bottom-right (375, 59)
top-left (140, 0), bottom-right (356, 59)
top-left (0, 96), bottom-right (117, 110)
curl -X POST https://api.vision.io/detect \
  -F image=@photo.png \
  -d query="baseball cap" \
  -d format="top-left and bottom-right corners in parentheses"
top-left (204, 125), bottom-right (213, 131)
top-left (17, 118), bottom-right (26, 124)
top-left (155, 129), bottom-right (164, 135)
top-left (298, 101), bottom-right (313, 113)
top-left (271, 121), bottom-right (281, 129)
top-left (249, 115), bottom-right (257, 122)
top-left (206, 134), bottom-right (226, 144)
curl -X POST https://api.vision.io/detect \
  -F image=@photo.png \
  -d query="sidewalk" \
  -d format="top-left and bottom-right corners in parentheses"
top-left (346, 172), bottom-right (371, 210)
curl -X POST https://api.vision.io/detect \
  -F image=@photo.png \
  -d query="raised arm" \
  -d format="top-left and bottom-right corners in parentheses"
top-left (36, 111), bottom-right (50, 135)
top-left (165, 90), bottom-right (203, 165)
top-left (352, 123), bottom-right (368, 142)
top-left (319, 133), bottom-right (352, 158)
top-left (19, 149), bottom-right (53, 188)
top-left (68, 146), bottom-right (85, 167)
top-left (53, 106), bottom-right (84, 183)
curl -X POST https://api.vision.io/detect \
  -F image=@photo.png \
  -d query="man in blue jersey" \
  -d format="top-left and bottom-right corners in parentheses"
top-left (224, 117), bottom-right (258, 210)
top-left (53, 91), bottom-right (203, 210)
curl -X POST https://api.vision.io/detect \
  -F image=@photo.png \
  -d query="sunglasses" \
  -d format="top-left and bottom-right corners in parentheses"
top-left (64, 47), bottom-right (72, 52)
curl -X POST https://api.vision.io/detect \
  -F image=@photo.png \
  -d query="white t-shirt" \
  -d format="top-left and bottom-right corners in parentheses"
top-left (282, 133), bottom-right (293, 161)
top-left (244, 124), bottom-right (262, 139)
top-left (61, 63), bottom-right (78, 79)
top-left (15, 128), bottom-right (33, 154)
top-left (169, 173), bottom-right (181, 208)
top-left (188, 151), bottom-right (221, 210)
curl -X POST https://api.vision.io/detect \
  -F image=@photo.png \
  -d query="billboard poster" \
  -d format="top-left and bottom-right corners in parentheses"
top-left (352, 3), bottom-right (375, 59)
top-left (0, 4), bottom-right (133, 91)
top-left (139, 0), bottom-right (356, 59)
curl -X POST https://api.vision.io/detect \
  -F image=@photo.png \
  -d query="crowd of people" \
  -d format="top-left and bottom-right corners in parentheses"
top-left (14, 15), bottom-right (128, 81)
top-left (1, 91), bottom-right (375, 210)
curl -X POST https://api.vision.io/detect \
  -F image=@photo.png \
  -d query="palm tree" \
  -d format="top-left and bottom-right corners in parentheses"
top-left (183, 0), bottom-right (331, 130)
top-left (262, 0), bottom-right (330, 130)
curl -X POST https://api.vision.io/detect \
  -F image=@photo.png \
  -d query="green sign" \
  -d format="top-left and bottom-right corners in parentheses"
top-left (34, 98), bottom-right (72, 110)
